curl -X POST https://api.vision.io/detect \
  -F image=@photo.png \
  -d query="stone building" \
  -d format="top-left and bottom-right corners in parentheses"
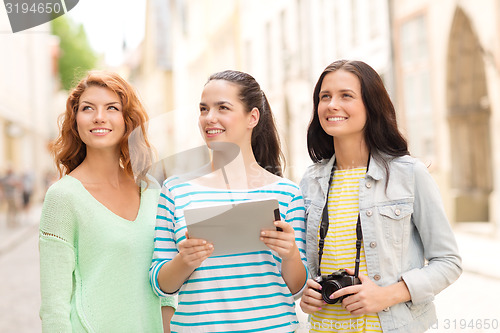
top-left (391, 0), bottom-right (500, 229)
top-left (137, 0), bottom-right (393, 182)
top-left (137, 0), bottom-right (500, 230)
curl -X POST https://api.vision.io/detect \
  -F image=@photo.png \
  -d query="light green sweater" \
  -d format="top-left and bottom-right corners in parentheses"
top-left (39, 175), bottom-right (175, 332)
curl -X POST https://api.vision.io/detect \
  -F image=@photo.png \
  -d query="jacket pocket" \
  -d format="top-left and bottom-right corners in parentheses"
top-left (379, 203), bottom-right (413, 221)
top-left (379, 203), bottom-right (413, 254)
top-left (384, 300), bottom-right (432, 330)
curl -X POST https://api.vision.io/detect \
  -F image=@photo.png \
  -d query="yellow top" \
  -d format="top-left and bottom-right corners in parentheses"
top-left (310, 167), bottom-right (382, 332)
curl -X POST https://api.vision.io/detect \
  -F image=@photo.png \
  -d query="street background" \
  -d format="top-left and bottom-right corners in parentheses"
top-left (2, 0), bottom-right (500, 332)
top-left (1, 209), bottom-right (499, 332)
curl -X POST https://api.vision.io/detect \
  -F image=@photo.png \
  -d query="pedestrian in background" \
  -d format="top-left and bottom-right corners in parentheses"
top-left (21, 171), bottom-right (34, 212)
top-left (150, 70), bottom-right (307, 331)
top-left (39, 71), bottom-right (175, 332)
top-left (299, 60), bottom-right (462, 332)
top-left (1, 166), bottom-right (22, 228)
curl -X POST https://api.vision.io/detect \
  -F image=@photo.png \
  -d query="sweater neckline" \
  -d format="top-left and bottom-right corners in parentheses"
top-left (65, 175), bottom-right (146, 223)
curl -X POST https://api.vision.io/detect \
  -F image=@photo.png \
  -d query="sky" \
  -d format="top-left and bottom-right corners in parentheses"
top-left (66, 0), bottom-right (147, 66)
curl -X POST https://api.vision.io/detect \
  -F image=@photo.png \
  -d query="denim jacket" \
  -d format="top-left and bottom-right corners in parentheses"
top-left (300, 154), bottom-right (462, 333)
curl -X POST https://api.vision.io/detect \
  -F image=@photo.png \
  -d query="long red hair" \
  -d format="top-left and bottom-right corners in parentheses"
top-left (50, 71), bottom-right (153, 184)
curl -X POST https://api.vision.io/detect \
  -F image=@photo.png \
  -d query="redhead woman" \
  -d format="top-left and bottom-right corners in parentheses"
top-left (39, 71), bottom-right (175, 332)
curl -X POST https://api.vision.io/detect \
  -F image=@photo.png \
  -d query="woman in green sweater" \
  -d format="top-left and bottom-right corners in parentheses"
top-left (39, 71), bottom-right (176, 332)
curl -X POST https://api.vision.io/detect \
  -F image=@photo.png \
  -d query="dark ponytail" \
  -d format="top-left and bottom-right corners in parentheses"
top-left (207, 70), bottom-right (284, 176)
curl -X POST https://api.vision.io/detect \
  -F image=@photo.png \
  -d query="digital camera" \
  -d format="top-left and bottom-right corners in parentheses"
top-left (314, 269), bottom-right (361, 304)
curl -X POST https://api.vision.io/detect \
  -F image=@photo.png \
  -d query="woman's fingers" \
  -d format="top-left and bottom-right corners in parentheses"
top-left (260, 228), bottom-right (297, 259)
top-left (179, 237), bottom-right (211, 251)
top-left (306, 277), bottom-right (322, 290)
top-left (300, 280), bottom-right (325, 313)
top-left (274, 220), bottom-right (293, 233)
top-left (178, 237), bottom-right (213, 267)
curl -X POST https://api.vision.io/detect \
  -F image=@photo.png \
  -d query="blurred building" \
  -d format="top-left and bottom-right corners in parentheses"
top-left (132, 0), bottom-right (243, 182)
top-left (0, 11), bottom-right (61, 201)
top-left (136, 0), bottom-right (500, 230)
top-left (238, 0), bottom-right (393, 181)
top-left (391, 0), bottom-right (500, 229)
top-left (136, 0), bottom-right (393, 182)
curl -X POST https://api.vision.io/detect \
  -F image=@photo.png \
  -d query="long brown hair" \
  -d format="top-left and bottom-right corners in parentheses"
top-left (307, 60), bottom-right (409, 179)
top-left (207, 70), bottom-right (284, 176)
top-left (50, 71), bottom-right (153, 184)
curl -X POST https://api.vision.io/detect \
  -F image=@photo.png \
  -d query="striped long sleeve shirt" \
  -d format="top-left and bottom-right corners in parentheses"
top-left (150, 176), bottom-right (307, 332)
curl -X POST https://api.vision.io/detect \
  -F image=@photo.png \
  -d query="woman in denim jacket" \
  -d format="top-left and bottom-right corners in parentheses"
top-left (299, 60), bottom-right (462, 332)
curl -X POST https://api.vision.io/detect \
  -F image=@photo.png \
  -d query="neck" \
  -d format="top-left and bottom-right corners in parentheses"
top-left (208, 143), bottom-right (266, 189)
top-left (79, 148), bottom-right (129, 186)
top-left (333, 137), bottom-right (370, 170)
top-left (212, 145), bottom-right (257, 171)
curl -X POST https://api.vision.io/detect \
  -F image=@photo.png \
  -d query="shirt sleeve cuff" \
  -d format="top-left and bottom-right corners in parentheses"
top-left (292, 264), bottom-right (309, 300)
top-left (151, 260), bottom-right (180, 297)
top-left (161, 294), bottom-right (178, 309)
top-left (401, 268), bottom-right (435, 306)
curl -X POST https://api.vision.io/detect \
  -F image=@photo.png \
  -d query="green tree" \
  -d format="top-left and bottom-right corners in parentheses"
top-left (51, 15), bottom-right (98, 90)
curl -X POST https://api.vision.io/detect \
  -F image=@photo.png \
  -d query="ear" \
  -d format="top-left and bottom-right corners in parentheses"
top-left (248, 107), bottom-right (260, 129)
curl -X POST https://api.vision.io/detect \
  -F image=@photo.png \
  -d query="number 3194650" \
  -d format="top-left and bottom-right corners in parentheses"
top-left (432, 318), bottom-right (498, 330)
top-left (5, 2), bottom-right (63, 14)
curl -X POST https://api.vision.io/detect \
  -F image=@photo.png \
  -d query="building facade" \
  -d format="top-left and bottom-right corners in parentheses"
top-left (0, 11), bottom-right (60, 202)
top-left (138, 0), bottom-right (393, 183)
top-left (238, 0), bottom-right (393, 180)
top-left (392, 0), bottom-right (500, 229)
top-left (137, 0), bottom-right (500, 229)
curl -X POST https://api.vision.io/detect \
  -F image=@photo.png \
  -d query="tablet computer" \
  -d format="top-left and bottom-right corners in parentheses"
top-left (184, 198), bottom-right (280, 256)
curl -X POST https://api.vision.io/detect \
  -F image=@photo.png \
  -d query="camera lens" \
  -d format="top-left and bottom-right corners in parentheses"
top-left (321, 280), bottom-right (343, 304)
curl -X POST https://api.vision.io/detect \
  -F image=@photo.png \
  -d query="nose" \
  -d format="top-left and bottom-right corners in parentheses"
top-left (93, 108), bottom-right (107, 123)
top-left (328, 97), bottom-right (340, 111)
top-left (205, 108), bottom-right (217, 124)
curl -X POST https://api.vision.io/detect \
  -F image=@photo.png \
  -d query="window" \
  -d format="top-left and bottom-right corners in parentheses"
top-left (399, 15), bottom-right (433, 158)
top-left (369, 0), bottom-right (381, 38)
top-left (351, 0), bottom-right (358, 47)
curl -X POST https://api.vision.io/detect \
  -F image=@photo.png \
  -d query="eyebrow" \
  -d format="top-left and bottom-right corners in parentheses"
top-left (319, 89), bottom-right (356, 95)
top-left (340, 89), bottom-right (356, 94)
top-left (199, 101), bottom-right (234, 106)
top-left (80, 101), bottom-right (121, 106)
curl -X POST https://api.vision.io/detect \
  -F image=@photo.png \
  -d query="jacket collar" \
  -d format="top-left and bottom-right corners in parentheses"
top-left (311, 156), bottom-right (336, 180)
top-left (313, 154), bottom-right (385, 181)
top-left (366, 155), bottom-right (384, 181)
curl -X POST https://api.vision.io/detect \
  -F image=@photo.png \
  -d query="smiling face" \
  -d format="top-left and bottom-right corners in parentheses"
top-left (198, 79), bottom-right (258, 149)
top-left (76, 85), bottom-right (125, 153)
top-left (317, 69), bottom-right (367, 143)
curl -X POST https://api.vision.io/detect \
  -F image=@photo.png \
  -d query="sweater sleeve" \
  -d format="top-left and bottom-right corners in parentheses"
top-left (161, 294), bottom-right (177, 308)
top-left (39, 183), bottom-right (77, 332)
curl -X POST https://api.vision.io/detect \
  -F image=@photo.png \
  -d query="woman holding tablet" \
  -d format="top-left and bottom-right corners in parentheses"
top-left (150, 70), bottom-right (307, 332)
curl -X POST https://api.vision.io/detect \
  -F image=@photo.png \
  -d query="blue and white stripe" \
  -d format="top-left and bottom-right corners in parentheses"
top-left (150, 177), bottom-right (307, 332)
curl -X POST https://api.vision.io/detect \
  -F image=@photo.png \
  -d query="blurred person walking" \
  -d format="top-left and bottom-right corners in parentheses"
top-left (21, 171), bottom-right (34, 212)
top-left (39, 71), bottom-right (175, 332)
top-left (1, 166), bottom-right (22, 228)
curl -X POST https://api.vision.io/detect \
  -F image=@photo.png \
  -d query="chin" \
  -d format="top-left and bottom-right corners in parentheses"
top-left (207, 141), bottom-right (241, 154)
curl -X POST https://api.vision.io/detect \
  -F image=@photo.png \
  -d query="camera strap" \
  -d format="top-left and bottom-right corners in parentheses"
top-left (317, 167), bottom-right (335, 277)
top-left (317, 159), bottom-right (369, 278)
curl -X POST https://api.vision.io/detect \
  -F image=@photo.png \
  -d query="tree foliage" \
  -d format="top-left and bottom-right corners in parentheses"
top-left (50, 15), bottom-right (99, 90)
